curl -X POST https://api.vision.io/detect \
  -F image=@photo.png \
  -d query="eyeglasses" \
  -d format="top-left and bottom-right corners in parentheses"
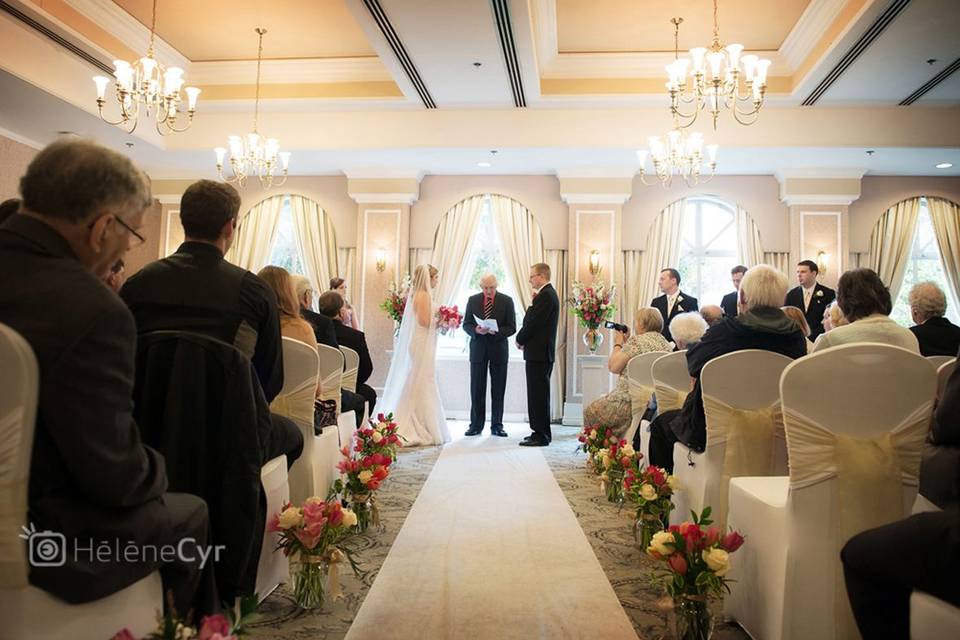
top-left (113, 215), bottom-right (146, 248)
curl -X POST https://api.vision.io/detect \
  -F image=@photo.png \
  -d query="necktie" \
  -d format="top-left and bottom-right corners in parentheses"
top-left (803, 288), bottom-right (812, 311)
top-left (484, 295), bottom-right (494, 319)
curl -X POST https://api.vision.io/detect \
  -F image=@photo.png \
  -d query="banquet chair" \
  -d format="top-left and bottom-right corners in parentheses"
top-left (273, 337), bottom-right (323, 505)
top-left (913, 357), bottom-right (960, 513)
top-left (936, 359), bottom-right (956, 399)
top-left (254, 455), bottom-right (289, 602)
top-left (725, 343), bottom-right (935, 640)
top-left (926, 354), bottom-right (955, 369)
top-left (0, 323), bottom-right (161, 640)
top-left (651, 350), bottom-right (690, 414)
top-left (625, 351), bottom-right (669, 460)
top-left (316, 344), bottom-right (361, 447)
top-left (910, 591), bottom-right (960, 638)
top-left (340, 346), bottom-right (360, 394)
top-left (670, 350), bottom-right (792, 530)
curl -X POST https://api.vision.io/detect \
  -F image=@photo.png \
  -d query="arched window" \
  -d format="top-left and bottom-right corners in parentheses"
top-left (266, 195), bottom-right (304, 274)
top-left (891, 197), bottom-right (960, 326)
top-left (677, 197), bottom-right (738, 305)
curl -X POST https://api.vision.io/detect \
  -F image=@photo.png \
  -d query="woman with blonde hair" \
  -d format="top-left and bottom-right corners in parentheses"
top-left (582, 307), bottom-right (671, 438)
top-left (781, 305), bottom-right (815, 353)
top-left (258, 266), bottom-right (316, 347)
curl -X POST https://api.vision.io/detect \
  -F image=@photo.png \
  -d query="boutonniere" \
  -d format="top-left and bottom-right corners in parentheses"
top-left (815, 290), bottom-right (824, 298)
top-left (677, 295), bottom-right (684, 303)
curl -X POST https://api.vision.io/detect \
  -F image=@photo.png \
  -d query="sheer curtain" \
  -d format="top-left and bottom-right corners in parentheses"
top-left (927, 197), bottom-right (960, 307)
top-left (337, 247), bottom-right (357, 291)
top-left (545, 249), bottom-right (568, 422)
top-left (290, 195), bottom-right (339, 296)
top-left (735, 206), bottom-right (764, 267)
top-left (621, 250), bottom-right (644, 317)
top-left (869, 197), bottom-right (922, 301)
top-left (225, 194), bottom-right (285, 271)
top-left (763, 252), bottom-right (792, 276)
top-left (490, 194), bottom-right (545, 310)
top-left (408, 248), bottom-right (433, 277)
top-left (431, 195), bottom-right (485, 305)
top-left (637, 199), bottom-right (685, 304)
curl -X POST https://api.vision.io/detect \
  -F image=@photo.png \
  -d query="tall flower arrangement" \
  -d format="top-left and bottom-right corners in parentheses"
top-left (379, 275), bottom-right (411, 331)
top-left (567, 275), bottom-right (616, 352)
top-left (335, 442), bottom-right (393, 533)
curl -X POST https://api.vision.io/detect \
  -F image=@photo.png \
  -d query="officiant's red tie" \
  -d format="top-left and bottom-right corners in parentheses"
top-left (484, 294), bottom-right (494, 319)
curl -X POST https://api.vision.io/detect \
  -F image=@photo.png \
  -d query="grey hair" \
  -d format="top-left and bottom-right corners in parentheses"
top-left (479, 273), bottom-right (498, 286)
top-left (908, 281), bottom-right (947, 321)
top-left (739, 264), bottom-right (790, 310)
top-left (291, 274), bottom-right (313, 300)
top-left (669, 312), bottom-right (709, 346)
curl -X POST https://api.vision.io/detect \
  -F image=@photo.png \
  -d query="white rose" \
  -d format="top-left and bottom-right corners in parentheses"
top-left (621, 444), bottom-right (636, 458)
top-left (639, 483), bottom-right (658, 501)
top-left (589, 430), bottom-right (598, 440)
top-left (341, 509), bottom-right (358, 528)
top-left (358, 470), bottom-right (373, 484)
top-left (667, 475), bottom-right (680, 491)
top-left (278, 507), bottom-right (303, 530)
top-left (648, 531), bottom-right (675, 556)
top-left (702, 548), bottom-right (730, 576)
top-left (372, 431), bottom-right (384, 443)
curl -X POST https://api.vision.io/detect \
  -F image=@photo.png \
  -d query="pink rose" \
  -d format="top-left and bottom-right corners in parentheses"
top-left (704, 526), bottom-right (721, 547)
top-left (722, 531), bottom-right (745, 553)
top-left (198, 614), bottom-right (231, 640)
top-left (668, 553), bottom-right (688, 575)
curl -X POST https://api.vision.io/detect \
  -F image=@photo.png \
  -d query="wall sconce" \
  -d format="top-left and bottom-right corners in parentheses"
top-left (816, 250), bottom-right (829, 276)
top-left (375, 248), bottom-right (386, 273)
top-left (589, 250), bottom-right (601, 275)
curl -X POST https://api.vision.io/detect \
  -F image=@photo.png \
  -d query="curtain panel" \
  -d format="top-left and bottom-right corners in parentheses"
top-left (868, 197), bottom-right (922, 301)
top-left (490, 194), bottom-right (545, 311)
top-left (431, 195), bottom-right (486, 305)
top-left (637, 199), bottom-right (686, 306)
top-left (225, 194), bottom-right (285, 271)
top-left (290, 195), bottom-right (339, 299)
top-left (735, 206), bottom-right (764, 267)
top-left (763, 252), bottom-right (792, 276)
top-left (927, 197), bottom-right (960, 308)
top-left (621, 250), bottom-right (644, 320)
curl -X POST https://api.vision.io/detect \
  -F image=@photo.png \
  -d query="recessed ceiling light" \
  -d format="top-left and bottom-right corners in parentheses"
top-left (935, 162), bottom-right (953, 169)
top-left (477, 162), bottom-right (492, 168)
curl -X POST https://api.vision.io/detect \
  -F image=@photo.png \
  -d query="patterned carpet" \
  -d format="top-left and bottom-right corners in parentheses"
top-left (247, 424), bottom-right (749, 639)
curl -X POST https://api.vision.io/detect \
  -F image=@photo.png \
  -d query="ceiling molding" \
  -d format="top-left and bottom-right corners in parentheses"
top-left (775, 168), bottom-right (868, 181)
top-left (187, 57), bottom-right (392, 85)
top-left (560, 193), bottom-right (632, 205)
top-left (348, 192), bottom-right (419, 205)
top-left (0, 124), bottom-right (44, 149)
top-left (153, 194), bottom-right (181, 204)
top-left (361, 0), bottom-right (435, 109)
top-left (491, 0), bottom-right (525, 107)
top-left (780, 194), bottom-right (860, 206)
top-left (900, 56), bottom-right (960, 106)
top-left (802, 0), bottom-right (912, 106)
top-left (778, 0), bottom-right (850, 72)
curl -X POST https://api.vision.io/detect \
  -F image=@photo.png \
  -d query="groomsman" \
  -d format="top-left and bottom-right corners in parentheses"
top-left (784, 260), bottom-right (835, 340)
top-left (516, 263), bottom-right (560, 447)
top-left (651, 268), bottom-right (699, 343)
top-left (720, 265), bottom-right (747, 318)
top-left (462, 274), bottom-right (516, 437)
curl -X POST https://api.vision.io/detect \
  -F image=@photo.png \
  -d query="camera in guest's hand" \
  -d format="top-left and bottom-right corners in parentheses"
top-left (604, 320), bottom-right (629, 333)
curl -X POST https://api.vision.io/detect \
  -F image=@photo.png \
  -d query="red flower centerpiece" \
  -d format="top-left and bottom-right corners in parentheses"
top-left (379, 275), bottom-right (411, 334)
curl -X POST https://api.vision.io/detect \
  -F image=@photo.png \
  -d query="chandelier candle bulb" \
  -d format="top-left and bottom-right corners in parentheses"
top-left (214, 147), bottom-right (227, 166)
top-left (185, 87), bottom-right (200, 110)
top-left (93, 76), bottom-right (109, 99)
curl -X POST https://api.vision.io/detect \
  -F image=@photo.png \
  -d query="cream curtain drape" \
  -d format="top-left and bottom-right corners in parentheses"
top-left (431, 195), bottom-right (486, 305)
top-left (735, 206), bottom-right (764, 267)
top-left (408, 248), bottom-right (433, 278)
top-left (763, 252), bottom-right (792, 276)
top-left (290, 195), bottom-right (339, 297)
top-left (638, 199), bottom-right (686, 305)
top-left (848, 252), bottom-right (867, 269)
top-left (491, 194), bottom-right (545, 310)
top-left (621, 250), bottom-right (644, 318)
top-left (337, 247), bottom-right (357, 291)
top-left (545, 249), bottom-right (568, 422)
top-left (868, 197), bottom-right (922, 301)
top-left (927, 197), bottom-right (960, 307)
top-left (225, 194), bottom-right (285, 271)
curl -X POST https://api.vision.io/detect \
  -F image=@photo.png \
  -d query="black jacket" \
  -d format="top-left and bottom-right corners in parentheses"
top-left (910, 317), bottom-right (960, 357)
top-left (670, 307), bottom-right (808, 452)
top-left (462, 291), bottom-right (517, 364)
top-left (0, 215), bottom-right (171, 603)
top-left (721, 291), bottom-right (739, 318)
top-left (333, 320), bottom-right (373, 385)
top-left (302, 307), bottom-right (338, 349)
top-left (133, 331), bottom-right (270, 599)
top-left (651, 291), bottom-right (699, 342)
top-left (784, 282), bottom-right (835, 340)
top-left (121, 242), bottom-right (284, 402)
top-left (516, 284), bottom-right (560, 362)
top-left (919, 345), bottom-right (960, 510)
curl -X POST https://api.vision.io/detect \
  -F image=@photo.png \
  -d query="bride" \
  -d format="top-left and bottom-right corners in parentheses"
top-left (379, 264), bottom-right (451, 446)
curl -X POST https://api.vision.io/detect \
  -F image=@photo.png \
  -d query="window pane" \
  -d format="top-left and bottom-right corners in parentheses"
top-left (267, 196), bottom-right (305, 275)
top-left (677, 197), bottom-right (739, 304)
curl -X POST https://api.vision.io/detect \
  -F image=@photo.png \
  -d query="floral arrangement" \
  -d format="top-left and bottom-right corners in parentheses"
top-left (355, 413), bottom-right (402, 462)
top-left (335, 446), bottom-right (393, 533)
top-left (436, 304), bottom-right (463, 335)
top-left (269, 497), bottom-right (359, 609)
top-left (597, 438), bottom-right (638, 503)
top-left (111, 594), bottom-right (257, 640)
top-left (647, 507), bottom-right (745, 640)
top-left (576, 423), bottom-right (613, 461)
top-left (625, 463), bottom-right (678, 549)
top-left (567, 276), bottom-right (617, 330)
top-left (379, 275), bottom-right (411, 326)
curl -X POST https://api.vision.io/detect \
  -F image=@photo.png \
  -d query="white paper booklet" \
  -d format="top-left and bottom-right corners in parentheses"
top-left (473, 315), bottom-right (499, 333)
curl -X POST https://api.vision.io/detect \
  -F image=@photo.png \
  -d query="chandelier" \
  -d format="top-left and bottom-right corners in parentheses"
top-left (636, 124), bottom-right (718, 188)
top-left (214, 28), bottom-right (290, 189)
top-left (664, 2), bottom-right (771, 129)
top-left (92, 0), bottom-right (199, 135)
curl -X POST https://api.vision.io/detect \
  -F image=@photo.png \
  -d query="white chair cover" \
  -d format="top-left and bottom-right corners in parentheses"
top-left (316, 344), bottom-right (345, 412)
top-left (937, 359), bottom-right (956, 400)
top-left (926, 354), bottom-right (955, 369)
top-left (274, 338), bottom-right (320, 506)
top-left (726, 343), bottom-right (936, 640)
top-left (340, 346), bottom-right (360, 393)
top-left (651, 350), bottom-right (690, 413)
top-left (625, 352), bottom-right (667, 454)
top-left (911, 591), bottom-right (960, 638)
top-left (255, 455), bottom-right (290, 601)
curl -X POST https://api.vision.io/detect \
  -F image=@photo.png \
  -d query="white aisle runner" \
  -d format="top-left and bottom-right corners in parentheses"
top-left (346, 433), bottom-right (638, 640)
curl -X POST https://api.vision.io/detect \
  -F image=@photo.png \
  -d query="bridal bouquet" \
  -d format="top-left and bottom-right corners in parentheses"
top-left (625, 463), bottom-right (677, 549)
top-left (436, 304), bottom-right (463, 335)
top-left (647, 507), bottom-right (745, 640)
top-left (269, 497), bottom-right (359, 609)
top-left (335, 449), bottom-right (393, 533)
top-left (355, 413), bottom-right (402, 462)
top-left (380, 275), bottom-right (411, 328)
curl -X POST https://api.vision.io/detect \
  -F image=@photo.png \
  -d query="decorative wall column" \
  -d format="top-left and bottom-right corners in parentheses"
top-left (778, 171), bottom-right (863, 290)
top-left (558, 177), bottom-right (630, 425)
top-left (348, 177), bottom-right (419, 390)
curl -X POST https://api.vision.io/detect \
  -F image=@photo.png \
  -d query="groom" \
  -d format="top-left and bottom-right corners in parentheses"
top-left (462, 274), bottom-right (516, 437)
top-left (516, 262), bottom-right (560, 447)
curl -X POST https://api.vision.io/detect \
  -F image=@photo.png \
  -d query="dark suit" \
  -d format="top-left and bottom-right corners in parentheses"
top-left (720, 291), bottom-right (739, 318)
top-left (462, 291), bottom-right (517, 432)
top-left (910, 316), bottom-right (960, 357)
top-left (0, 215), bottom-right (216, 615)
top-left (784, 282), bottom-right (835, 340)
top-left (333, 319), bottom-right (377, 415)
top-left (651, 291), bottom-right (699, 343)
top-left (516, 284), bottom-right (560, 441)
top-left (302, 307), bottom-right (338, 349)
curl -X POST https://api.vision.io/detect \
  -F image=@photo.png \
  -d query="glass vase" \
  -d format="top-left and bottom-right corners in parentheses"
top-left (635, 513), bottom-right (664, 551)
top-left (292, 556), bottom-right (326, 610)
top-left (351, 494), bottom-right (372, 533)
top-left (670, 595), bottom-right (714, 640)
top-left (582, 328), bottom-right (603, 353)
top-left (605, 471), bottom-right (623, 503)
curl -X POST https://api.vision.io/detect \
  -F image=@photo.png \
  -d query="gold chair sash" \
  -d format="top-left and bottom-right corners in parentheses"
top-left (783, 402), bottom-right (932, 639)
top-left (341, 366), bottom-right (359, 393)
top-left (270, 375), bottom-right (317, 427)
top-left (702, 395), bottom-right (782, 530)
top-left (317, 368), bottom-right (341, 410)
top-left (0, 408), bottom-right (28, 588)
top-left (654, 383), bottom-right (688, 413)
top-left (627, 379), bottom-right (655, 422)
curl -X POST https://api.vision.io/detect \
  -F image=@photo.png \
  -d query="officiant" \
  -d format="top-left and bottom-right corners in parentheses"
top-left (462, 274), bottom-right (516, 437)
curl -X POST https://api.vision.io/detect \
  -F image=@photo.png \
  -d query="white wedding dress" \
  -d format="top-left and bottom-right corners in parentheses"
top-left (379, 266), bottom-right (450, 446)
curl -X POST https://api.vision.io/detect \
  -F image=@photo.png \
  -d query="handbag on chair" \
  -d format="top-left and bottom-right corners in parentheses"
top-left (314, 398), bottom-right (338, 433)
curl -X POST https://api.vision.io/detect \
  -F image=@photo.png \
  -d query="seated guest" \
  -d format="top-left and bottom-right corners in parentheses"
top-left (0, 139), bottom-right (217, 615)
top-left (258, 266), bottom-right (319, 347)
top-left (651, 268), bottom-right (699, 343)
top-left (121, 179), bottom-right (302, 467)
top-left (0, 197), bottom-right (20, 225)
top-left (292, 274), bottom-right (337, 347)
top-left (822, 299), bottom-right (847, 334)
top-left (104, 258), bottom-right (125, 293)
top-left (700, 304), bottom-right (724, 327)
top-left (669, 311), bottom-right (709, 350)
top-left (648, 265), bottom-right (807, 471)
top-left (330, 277), bottom-right (360, 330)
top-left (318, 290), bottom-right (378, 416)
top-left (919, 345), bottom-right (960, 510)
top-left (781, 305), bottom-right (814, 353)
top-left (583, 308), bottom-right (671, 438)
top-left (812, 268), bottom-right (920, 353)
top-left (720, 265), bottom-right (747, 318)
top-left (908, 281), bottom-right (960, 356)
